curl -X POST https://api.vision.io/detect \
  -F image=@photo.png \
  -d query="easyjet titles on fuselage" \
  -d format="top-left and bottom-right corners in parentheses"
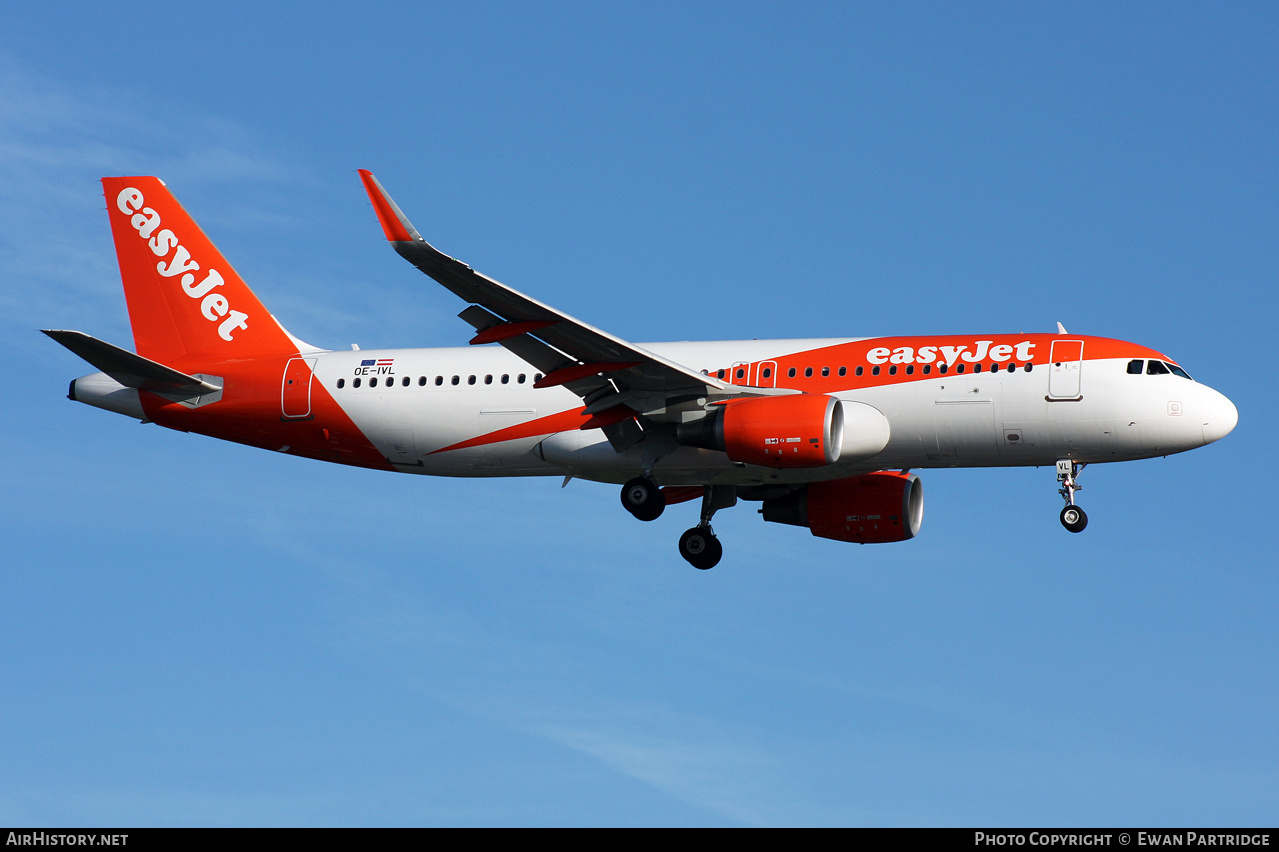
top-left (865, 339), bottom-right (1037, 367)
top-left (115, 187), bottom-right (250, 342)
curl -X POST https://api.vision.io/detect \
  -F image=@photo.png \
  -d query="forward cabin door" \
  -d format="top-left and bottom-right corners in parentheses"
top-left (1048, 340), bottom-right (1084, 400)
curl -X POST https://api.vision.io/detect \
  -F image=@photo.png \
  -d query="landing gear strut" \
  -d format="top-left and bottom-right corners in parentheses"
top-left (621, 476), bottom-right (664, 521)
top-left (1056, 459), bottom-right (1088, 533)
top-left (678, 485), bottom-right (736, 570)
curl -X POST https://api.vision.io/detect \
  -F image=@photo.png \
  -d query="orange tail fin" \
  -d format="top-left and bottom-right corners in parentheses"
top-left (102, 176), bottom-right (304, 365)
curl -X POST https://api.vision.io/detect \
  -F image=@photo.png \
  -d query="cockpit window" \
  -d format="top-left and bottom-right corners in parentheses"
top-left (1167, 363), bottom-right (1193, 380)
top-left (1146, 360), bottom-right (1170, 375)
top-left (1127, 359), bottom-right (1144, 374)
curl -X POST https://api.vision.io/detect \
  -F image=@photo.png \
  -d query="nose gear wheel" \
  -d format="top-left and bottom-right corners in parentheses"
top-left (1056, 460), bottom-right (1088, 533)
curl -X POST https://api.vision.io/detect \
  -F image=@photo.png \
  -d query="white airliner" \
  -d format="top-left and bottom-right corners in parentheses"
top-left (46, 172), bottom-right (1238, 568)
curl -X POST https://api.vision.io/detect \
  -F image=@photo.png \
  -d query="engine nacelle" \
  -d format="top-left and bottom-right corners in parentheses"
top-left (761, 471), bottom-right (924, 543)
top-left (677, 394), bottom-right (844, 468)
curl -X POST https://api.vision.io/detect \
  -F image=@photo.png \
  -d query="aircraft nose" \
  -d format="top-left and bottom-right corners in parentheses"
top-left (1200, 387), bottom-right (1238, 445)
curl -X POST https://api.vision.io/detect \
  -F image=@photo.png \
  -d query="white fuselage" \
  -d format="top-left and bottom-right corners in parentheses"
top-left (304, 337), bottom-right (1236, 486)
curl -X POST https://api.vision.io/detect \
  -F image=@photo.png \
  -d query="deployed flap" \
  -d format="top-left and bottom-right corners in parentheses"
top-left (43, 329), bottom-right (221, 398)
top-left (356, 170), bottom-right (792, 412)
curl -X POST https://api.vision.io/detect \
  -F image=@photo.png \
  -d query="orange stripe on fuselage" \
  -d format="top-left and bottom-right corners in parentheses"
top-left (430, 407), bottom-right (589, 455)
top-left (708, 334), bottom-right (1171, 393)
top-left (138, 356), bottom-right (394, 471)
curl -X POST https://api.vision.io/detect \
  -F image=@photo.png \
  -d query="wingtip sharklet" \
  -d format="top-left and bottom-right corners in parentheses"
top-left (357, 169), bottom-right (423, 243)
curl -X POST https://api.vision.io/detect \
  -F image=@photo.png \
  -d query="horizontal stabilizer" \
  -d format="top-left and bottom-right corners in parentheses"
top-left (42, 329), bottom-right (221, 398)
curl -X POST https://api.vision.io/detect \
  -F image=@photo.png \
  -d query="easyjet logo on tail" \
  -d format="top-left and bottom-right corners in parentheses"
top-left (116, 187), bottom-right (250, 342)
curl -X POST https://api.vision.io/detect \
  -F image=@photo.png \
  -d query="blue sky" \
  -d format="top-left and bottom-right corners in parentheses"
top-left (2, 2), bottom-right (1276, 826)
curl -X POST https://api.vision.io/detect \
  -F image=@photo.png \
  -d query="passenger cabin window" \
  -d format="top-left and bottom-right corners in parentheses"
top-left (353, 378), bottom-right (361, 388)
top-left (788, 367), bottom-right (797, 378)
top-left (337, 378), bottom-right (345, 389)
top-left (1127, 359), bottom-right (1144, 374)
top-left (838, 366), bottom-right (847, 377)
top-left (855, 366), bottom-right (863, 376)
top-left (403, 376), bottom-right (410, 387)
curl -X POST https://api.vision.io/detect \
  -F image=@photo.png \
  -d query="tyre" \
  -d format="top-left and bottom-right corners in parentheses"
top-left (679, 526), bottom-right (722, 569)
top-left (621, 476), bottom-right (665, 521)
top-left (1060, 505), bottom-right (1088, 533)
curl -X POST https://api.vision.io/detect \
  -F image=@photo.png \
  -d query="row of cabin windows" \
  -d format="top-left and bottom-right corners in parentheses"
top-left (862, 362), bottom-right (1033, 377)
top-left (335, 373), bottom-right (543, 390)
top-left (709, 362), bottom-right (1034, 380)
top-left (1127, 359), bottom-right (1192, 379)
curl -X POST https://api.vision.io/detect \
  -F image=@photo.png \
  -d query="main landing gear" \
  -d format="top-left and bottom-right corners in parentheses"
top-left (678, 526), bottom-right (722, 570)
top-left (677, 485), bottom-right (736, 570)
top-left (619, 478), bottom-right (735, 569)
top-left (620, 476), bottom-right (665, 522)
top-left (1056, 459), bottom-right (1088, 533)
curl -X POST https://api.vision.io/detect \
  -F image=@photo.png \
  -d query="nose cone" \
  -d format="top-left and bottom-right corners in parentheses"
top-left (1200, 387), bottom-right (1238, 445)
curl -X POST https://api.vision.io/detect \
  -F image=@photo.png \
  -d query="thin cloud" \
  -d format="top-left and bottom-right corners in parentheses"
top-left (0, 53), bottom-right (295, 336)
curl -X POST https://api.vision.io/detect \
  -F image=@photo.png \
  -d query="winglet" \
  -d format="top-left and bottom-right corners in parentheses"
top-left (357, 169), bottom-right (423, 243)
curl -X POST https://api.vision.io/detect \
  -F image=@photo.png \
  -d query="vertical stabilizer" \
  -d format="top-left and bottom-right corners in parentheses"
top-left (102, 176), bottom-right (302, 365)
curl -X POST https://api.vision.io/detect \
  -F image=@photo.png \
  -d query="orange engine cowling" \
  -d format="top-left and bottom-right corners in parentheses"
top-left (677, 394), bottom-right (844, 468)
top-left (761, 471), bottom-right (923, 543)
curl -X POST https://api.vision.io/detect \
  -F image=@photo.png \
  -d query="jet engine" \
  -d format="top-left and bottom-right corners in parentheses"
top-left (761, 471), bottom-right (923, 543)
top-left (677, 394), bottom-right (844, 468)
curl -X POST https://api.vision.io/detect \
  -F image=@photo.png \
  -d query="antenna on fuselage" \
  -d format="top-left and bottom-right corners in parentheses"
top-left (1056, 322), bottom-right (1068, 334)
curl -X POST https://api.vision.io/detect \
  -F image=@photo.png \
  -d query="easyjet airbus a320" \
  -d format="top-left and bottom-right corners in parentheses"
top-left (46, 173), bottom-right (1238, 568)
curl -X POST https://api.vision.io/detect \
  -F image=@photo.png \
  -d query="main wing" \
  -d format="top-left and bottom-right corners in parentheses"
top-left (357, 170), bottom-right (789, 448)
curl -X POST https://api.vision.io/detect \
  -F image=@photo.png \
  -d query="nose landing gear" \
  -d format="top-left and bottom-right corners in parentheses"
top-left (1056, 459), bottom-right (1088, 533)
